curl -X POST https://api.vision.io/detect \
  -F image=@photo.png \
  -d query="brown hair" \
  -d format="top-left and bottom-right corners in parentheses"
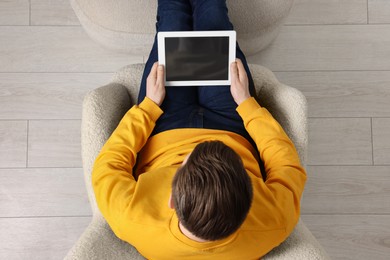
top-left (172, 141), bottom-right (253, 241)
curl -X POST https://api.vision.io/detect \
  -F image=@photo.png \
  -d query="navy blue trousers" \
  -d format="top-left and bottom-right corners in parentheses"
top-left (138, 0), bottom-right (256, 146)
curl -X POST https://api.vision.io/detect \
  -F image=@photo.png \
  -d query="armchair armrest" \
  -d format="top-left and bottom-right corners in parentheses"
top-left (81, 83), bottom-right (132, 214)
top-left (249, 64), bottom-right (308, 166)
top-left (264, 219), bottom-right (330, 259)
top-left (64, 215), bottom-right (144, 260)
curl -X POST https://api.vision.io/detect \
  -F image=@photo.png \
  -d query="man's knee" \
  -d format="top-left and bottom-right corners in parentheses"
top-left (157, 11), bottom-right (193, 31)
top-left (157, 0), bottom-right (193, 31)
top-left (193, 4), bottom-right (232, 31)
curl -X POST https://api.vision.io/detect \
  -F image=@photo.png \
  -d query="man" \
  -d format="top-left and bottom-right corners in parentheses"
top-left (92, 0), bottom-right (306, 259)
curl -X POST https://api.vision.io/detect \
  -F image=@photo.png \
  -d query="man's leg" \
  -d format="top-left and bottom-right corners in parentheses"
top-left (191, 0), bottom-right (255, 140)
top-left (190, 0), bottom-right (266, 180)
top-left (138, 0), bottom-right (198, 134)
top-left (191, 0), bottom-right (255, 95)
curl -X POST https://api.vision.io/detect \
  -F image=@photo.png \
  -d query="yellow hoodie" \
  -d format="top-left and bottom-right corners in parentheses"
top-left (92, 97), bottom-right (307, 259)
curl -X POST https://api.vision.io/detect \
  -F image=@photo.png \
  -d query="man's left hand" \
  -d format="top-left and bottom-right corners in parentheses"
top-left (230, 59), bottom-right (250, 105)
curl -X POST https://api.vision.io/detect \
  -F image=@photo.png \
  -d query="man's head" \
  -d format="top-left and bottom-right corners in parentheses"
top-left (171, 141), bottom-right (253, 241)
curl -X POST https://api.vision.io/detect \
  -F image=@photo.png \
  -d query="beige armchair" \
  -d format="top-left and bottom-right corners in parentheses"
top-left (65, 63), bottom-right (329, 259)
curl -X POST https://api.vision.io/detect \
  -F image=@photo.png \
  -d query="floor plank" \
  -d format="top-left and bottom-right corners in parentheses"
top-left (302, 215), bottom-right (390, 260)
top-left (0, 26), bottom-right (142, 73)
top-left (308, 118), bottom-right (372, 165)
top-left (372, 118), bottom-right (390, 165)
top-left (274, 71), bottom-right (390, 118)
top-left (28, 120), bottom-right (81, 168)
top-left (302, 166), bottom-right (390, 214)
top-left (0, 168), bottom-right (91, 217)
top-left (0, 0), bottom-right (29, 25)
top-left (0, 216), bottom-right (91, 260)
top-left (1, 1), bottom-right (389, 259)
top-left (369, 0), bottom-right (390, 24)
top-left (31, 0), bottom-right (80, 25)
top-left (0, 120), bottom-right (27, 168)
top-left (248, 25), bottom-right (390, 71)
top-left (0, 73), bottom-right (112, 120)
top-left (286, 0), bottom-right (367, 25)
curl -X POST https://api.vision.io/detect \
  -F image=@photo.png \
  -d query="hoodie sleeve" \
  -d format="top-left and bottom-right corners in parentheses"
top-left (237, 97), bottom-right (307, 234)
top-left (92, 97), bottom-right (163, 236)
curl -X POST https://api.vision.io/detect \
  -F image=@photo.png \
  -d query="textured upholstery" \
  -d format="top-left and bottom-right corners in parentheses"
top-left (70, 0), bottom-right (294, 55)
top-left (65, 63), bottom-right (330, 259)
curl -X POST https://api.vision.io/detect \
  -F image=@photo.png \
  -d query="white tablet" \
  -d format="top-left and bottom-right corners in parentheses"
top-left (158, 30), bottom-right (236, 86)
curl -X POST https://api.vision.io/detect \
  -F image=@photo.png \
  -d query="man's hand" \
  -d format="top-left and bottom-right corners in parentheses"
top-left (146, 62), bottom-right (166, 106)
top-left (230, 58), bottom-right (251, 105)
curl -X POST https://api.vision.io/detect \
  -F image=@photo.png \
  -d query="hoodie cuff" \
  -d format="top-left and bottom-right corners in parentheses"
top-left (138, 97), bottom-right (164, 122)
top-left (236, 97), bottom-right (262, 119)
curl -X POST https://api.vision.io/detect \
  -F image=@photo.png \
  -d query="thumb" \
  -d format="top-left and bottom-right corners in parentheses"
top-left (236, 58), bottom-right (247, 82)
top-left (148, 62), bottom-right (158, 84)
top-left (230, 61), bottom-right (238, 82)
top-left (157, 65), bottom-right (164, 84)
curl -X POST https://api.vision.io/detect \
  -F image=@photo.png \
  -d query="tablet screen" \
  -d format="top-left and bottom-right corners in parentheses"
top-left (165, 36), bottom-right (229, 81)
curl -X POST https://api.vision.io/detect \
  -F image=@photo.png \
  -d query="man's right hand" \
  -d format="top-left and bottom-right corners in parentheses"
top-left (146, 62), bottom-right (166, 106)
top-left (230, 58), bottom-right (251, 105)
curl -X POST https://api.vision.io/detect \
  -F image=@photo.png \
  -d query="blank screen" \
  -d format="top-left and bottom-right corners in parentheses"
top-left (165, 36), bottom-right (229, 81)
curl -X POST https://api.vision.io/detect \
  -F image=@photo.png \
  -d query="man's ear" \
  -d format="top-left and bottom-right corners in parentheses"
top-left (168, 193), bottom-right (174, 209)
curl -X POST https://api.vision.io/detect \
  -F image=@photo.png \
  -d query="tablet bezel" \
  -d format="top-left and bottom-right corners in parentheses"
top-left (157, 30), bottom-right (236, 86)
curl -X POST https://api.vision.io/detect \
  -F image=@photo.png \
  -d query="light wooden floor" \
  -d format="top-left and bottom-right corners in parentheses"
top-left (0, 0), bottom-right (389, 259)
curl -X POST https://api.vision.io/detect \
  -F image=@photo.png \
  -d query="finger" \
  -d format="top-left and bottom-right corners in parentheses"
top-left (235, 58), bottom-right (247, 82)
top-left (156, 64), bottom-right (164, 85)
